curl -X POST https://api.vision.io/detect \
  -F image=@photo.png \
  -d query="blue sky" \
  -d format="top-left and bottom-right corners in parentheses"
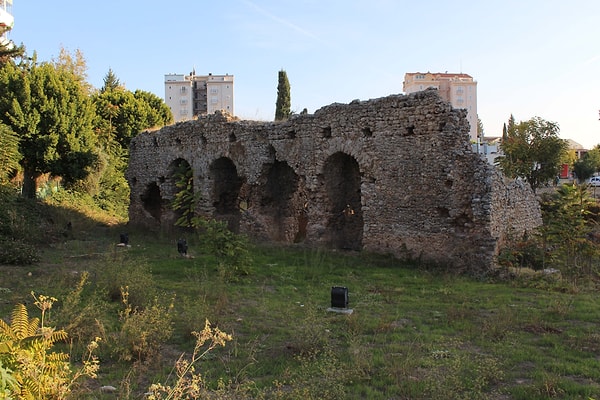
top-left (9, 0), bottom-right (600, 148)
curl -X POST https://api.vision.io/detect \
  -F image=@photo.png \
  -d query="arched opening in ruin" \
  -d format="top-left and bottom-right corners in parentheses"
top-left (167, 158), bottom-right (193, 226)
top-left (259, 160), bottom-right (304, 242)
top-left (141, 182), bottom-right (162, 221)
top-left (323, 152), bottom-right (363, 251)
top-left (209, 157), bottom-right (242, 232)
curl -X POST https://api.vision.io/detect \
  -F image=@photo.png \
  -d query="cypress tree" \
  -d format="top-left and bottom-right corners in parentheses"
top-left (275, 69), bottom-right (291, 121)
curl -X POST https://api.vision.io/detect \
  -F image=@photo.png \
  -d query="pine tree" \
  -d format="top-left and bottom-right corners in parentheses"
top-left (101, 68), bottom-right (122, 93)
top-left (275, 69), bottom-right (291, 121)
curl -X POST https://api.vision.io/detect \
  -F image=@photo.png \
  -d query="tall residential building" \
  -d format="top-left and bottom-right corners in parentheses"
top-left (165, 71), bottom-right (234, 122)
top-left (0, 0), bottom-right (14, 49)
top-left (403, 72), bottom-right (478, 142)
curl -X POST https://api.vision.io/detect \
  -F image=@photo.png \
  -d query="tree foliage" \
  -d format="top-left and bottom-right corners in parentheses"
top-left (90, 70), bottom-right (172, 215)
top-left (540, 185), bottom-right (599, 277)
top-left (92, 85), bottom-right (173, 149)
top-left (0, 123), bottom-right (20, 182)
top-left (275, 69), bottom-right (291, 121)
top-left (0, 56), bottom-right (97, 197)
top-left (572, 145), bottom-right (600, 182)
top-left (101, 67), bottom-right (122, 93)
top-left (496, 116), bottom-right (567, 192)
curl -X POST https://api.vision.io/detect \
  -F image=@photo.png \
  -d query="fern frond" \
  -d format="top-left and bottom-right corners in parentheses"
top-left (48, 329), bottom-right (68, 344)
top-left (19, 375), bottom-right (41, 400)
top-left (47, 351), bottom-right (69, 362)
top-left (9, 304), bottom-right (38, 340)
top-left (0, 318), bottom-right (11, 336)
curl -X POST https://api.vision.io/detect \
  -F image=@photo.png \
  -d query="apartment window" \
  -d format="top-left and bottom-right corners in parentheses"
top-left (180, 109), bottom-right (188, 115)
top-left (180, 98), bottom-right (187, 104)
top-left (181, 86), bottom-right (187, 93)
top-left (211, 98), bottom-right (218, 104)
top-left (210, 88), bottom-right (218, 94)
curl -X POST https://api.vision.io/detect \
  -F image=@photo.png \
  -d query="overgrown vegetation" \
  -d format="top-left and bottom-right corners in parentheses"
top-left (498, 183), bottom-right (600, 282)
top-left (0, 293), bottom-right (99, 399)
top-left (1, 187), bottom-right (600, 399)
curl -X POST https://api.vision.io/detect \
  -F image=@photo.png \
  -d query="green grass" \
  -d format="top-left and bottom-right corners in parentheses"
top-left (2, 192), bottom-right (600, 399)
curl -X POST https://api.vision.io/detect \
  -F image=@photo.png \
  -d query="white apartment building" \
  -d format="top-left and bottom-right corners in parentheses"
top-left (403, 72), bottom-right (478, 142)
top-left (0, 0), bottom-right (14, 49)
top-left (165, 71), bottom-right (234, 122)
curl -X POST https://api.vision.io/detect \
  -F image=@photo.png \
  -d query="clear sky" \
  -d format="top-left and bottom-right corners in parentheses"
top-left (8, 0), bottom-right (600, 148)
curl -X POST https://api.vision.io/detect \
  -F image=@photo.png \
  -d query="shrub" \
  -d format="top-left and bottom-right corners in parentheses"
top-left (111, 287), bottom-right (174, 362)
top-left (0, 237), bottom-right (40, 265)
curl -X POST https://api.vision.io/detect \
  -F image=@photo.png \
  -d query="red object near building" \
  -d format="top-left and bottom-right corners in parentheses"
top-left (559, 164), bottom-right (570, 179)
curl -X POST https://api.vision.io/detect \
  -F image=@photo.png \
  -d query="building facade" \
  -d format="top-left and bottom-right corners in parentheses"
top-left (165, 72), bottom-right (234, 122)
top-left (0, 0), bottom-right (14, 49)
top-left (403, 72), bottom-right (478, 142)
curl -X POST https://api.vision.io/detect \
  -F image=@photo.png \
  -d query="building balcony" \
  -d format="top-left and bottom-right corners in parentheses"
top-left (0, 8), bottom-right (13, 35)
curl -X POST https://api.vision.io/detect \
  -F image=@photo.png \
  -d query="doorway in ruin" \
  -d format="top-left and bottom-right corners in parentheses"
top-left (209, 157), bottom-right (242, 232)
top-left (259, 160), bottom-right (305, 242)
top-left (141, 182), bottom-right (163, 222)
top-left (167, 158), bottom-right (193, 227)
top-left (323, 152), bottom-right (363, 250)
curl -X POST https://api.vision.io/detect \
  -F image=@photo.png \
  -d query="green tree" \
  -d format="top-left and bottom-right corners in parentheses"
top-left (0, 57), bottom-right (97, 198)
top-left (101, 67), bottom-right (122, 93)
top-left (540, 185), bottom-right (599, 277)
top-left (0, 123), bottom-right (20, 182)
top-left (275, 69), bottom-right (291, 121)
top-left (90, 73), bottom-right (172, 215)
top-left (496, 116), bottom-right (567, 192)
top-left (93, 87), bottom-right (173, 150)
top-left (134, 89), bottom-right (173, 128)
top-left (572, 146), bottom-right (600, 182)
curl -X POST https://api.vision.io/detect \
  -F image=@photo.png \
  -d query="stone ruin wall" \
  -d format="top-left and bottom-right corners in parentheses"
top-left (126, 89), bottom-right (542, 273)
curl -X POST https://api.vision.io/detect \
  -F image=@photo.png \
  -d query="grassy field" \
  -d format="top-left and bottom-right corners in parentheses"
top-left (2, 213), bottom-right (600, 399)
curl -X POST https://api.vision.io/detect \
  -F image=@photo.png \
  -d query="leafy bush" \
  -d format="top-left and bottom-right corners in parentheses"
top-left (196, 218), bottom-right (253, 280)
top-left (0, 237), bottom-right (40, 265)
top-left (111, 287), bottom-right (174, 362)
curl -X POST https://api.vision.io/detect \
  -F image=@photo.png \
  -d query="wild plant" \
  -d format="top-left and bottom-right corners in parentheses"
top-left (111, 286), bottom-right (174, 362)
top-left (0, 293), bottom-right (100, 399)
top-left (145, 319), bottom-right (232, 399)
top-left (540, 184), bottom-right (600, 279)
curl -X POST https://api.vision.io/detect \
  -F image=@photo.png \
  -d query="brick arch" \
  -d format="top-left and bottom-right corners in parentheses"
top-left (321, 151), bottom-right (363, 251)
top-left (209, 156), bottom-right (243, 232)
top-left (255, 159), bottom-right (308, 242)
top-left (140, 181), bottom-right (162, 222)
top-left (167, 158), bottom-right (193, 226)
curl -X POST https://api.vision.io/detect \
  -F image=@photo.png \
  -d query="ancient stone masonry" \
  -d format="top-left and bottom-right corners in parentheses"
top-left (126, 89), bottom-right (542, 273)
